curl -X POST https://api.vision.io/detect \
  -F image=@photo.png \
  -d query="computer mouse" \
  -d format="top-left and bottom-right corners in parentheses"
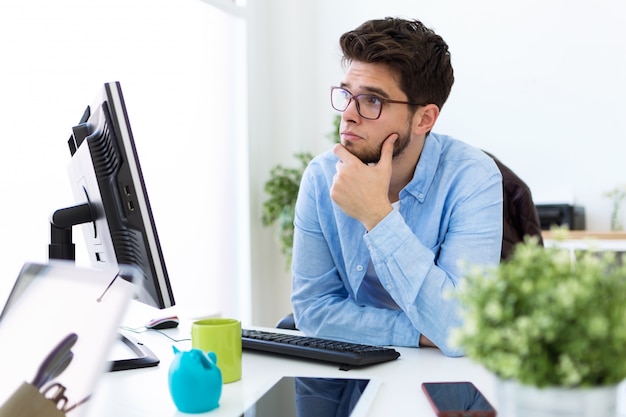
top-left (146, 315), bottom-right (180, 330)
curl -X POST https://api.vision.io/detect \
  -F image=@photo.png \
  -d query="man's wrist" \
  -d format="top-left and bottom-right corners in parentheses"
top-left (363, 204), bottom-right (393, 231)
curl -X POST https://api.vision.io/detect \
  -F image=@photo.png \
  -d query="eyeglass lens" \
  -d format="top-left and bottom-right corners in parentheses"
top-left (331, 88), bottom-right (381, 120)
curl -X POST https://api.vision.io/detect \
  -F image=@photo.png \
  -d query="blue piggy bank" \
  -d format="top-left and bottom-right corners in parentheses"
top-left (168, 346), bottom-right (223, 413)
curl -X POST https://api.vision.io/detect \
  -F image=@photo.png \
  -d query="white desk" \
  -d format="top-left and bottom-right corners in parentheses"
top-left (542, 231), bottom-right (626, 252)
top-left (85, 321), bottom-right (498, 417)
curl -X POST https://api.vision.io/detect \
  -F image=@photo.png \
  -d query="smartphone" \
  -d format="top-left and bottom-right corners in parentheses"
top-left (422, 382), bottom-right (496, 417)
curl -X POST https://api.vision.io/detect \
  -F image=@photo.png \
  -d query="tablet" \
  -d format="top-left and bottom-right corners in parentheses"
top-left (241, 376), bottom-right (380, 417)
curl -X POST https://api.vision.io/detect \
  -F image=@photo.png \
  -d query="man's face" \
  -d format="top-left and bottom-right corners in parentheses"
top-left (337, 61), bottom-right (415, 164)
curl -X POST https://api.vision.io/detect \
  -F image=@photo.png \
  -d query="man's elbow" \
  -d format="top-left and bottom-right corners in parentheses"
top-left (421, 334), bottom-right (465, 357)
top-left (438, 344), bottom-right (465, 357)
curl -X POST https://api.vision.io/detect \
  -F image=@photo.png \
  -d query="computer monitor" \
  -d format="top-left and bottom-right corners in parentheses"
top-left (49, 81), bottom-right (175, 370)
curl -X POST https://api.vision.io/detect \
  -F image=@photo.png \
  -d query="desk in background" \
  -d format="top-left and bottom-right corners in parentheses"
top-left (542, 230), bottom-right (626, 251)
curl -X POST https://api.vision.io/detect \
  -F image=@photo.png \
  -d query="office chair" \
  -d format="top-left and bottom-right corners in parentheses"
top-left (276, 152), bottom-right (543, 330)
top-left (484, 151), bottom-right (543, 260)
top-left (275, 313), bottom-right (297, 330)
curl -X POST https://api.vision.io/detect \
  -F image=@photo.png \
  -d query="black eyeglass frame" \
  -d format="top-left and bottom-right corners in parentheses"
top-left (330, 86), bottom-right (426, 120)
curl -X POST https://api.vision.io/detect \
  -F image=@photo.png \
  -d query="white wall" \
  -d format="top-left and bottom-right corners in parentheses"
top-left (0, 0), bottom-right (250, 323)
top-left (314, 0), bottom-right (626, 231)
top-left (247, 0), bottom-right (626, 326)
top-left (246, 1), bottom-right (321, 326)
top-left (2, 0), bottom-right (624, 329)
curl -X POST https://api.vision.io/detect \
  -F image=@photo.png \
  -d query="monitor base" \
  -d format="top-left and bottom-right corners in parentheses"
top-left (109, 332), bottom-right (160, 372)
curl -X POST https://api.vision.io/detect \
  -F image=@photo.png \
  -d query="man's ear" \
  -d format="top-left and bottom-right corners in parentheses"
top-left (413, 104), bottom-right (440, 135)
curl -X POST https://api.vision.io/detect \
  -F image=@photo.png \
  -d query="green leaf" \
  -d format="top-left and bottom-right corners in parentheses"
top-left (261, 152), bottom-right (313, 267)
top-left (454, 233), bottom-right (626, 387)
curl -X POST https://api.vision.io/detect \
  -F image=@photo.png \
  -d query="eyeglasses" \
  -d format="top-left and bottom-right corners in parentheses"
top-left (330, 86), bottom-right (425, 120)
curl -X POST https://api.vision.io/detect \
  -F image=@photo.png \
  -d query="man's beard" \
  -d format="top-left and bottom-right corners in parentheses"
top-left (344, 129), bottom-right (411, 164)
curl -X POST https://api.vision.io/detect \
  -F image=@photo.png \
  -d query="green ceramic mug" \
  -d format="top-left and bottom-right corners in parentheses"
top-left (191, 318), bottom-right (242, 383)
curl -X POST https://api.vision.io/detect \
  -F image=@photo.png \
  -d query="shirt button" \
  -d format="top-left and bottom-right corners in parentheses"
top-left (356, 265), bottom-right (364, 271)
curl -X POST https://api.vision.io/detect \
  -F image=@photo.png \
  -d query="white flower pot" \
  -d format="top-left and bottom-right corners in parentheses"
top-left (496, 379), bottom-right (617, 417)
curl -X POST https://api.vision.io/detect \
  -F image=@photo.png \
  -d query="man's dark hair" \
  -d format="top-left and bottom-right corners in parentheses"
top-left (339, 17), bottom-right (454, 110)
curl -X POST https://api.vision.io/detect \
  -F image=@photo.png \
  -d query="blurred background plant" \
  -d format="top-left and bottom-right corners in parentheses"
top-left (261, 151), bottom-right (313, 267)
top-left (604, 184), bottom-right (626, 231)
top-left (262, 115), bottom-right (340, 268)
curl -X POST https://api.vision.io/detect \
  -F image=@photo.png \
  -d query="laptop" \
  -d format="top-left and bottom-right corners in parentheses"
top-left (0, 261), bottom-right (136, 417)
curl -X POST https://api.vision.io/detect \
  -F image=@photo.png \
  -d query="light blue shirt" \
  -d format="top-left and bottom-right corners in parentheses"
top-left (291, 132), bottom-right (503, 357)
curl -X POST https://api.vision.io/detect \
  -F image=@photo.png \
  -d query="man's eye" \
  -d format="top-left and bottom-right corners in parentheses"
top-left (362, 95), bottom-right (382, 106)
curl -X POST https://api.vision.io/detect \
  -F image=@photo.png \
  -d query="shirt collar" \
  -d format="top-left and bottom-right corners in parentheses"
top-left (402, 132), bottom-right (441, 203)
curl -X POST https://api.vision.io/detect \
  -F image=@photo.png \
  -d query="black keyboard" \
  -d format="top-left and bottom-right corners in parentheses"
top-left (241, 329), bottom-right (400, 370)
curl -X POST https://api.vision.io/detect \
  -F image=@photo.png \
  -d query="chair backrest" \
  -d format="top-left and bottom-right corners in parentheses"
top-left (484, 151), bottom-right (544, 260)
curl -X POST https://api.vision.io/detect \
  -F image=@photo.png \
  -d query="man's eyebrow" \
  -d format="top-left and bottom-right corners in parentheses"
top-left (339, 82), bottom-right (390, 98)
top-left (362, 86), bottom-right (389, 98)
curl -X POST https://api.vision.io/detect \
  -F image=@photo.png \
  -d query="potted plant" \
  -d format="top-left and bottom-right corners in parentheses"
top-left (261, 151), bottom-right (313, 267)
top-left (262, 115), bottom-right (340, 267)
top-left (452, 229), bottom-right (626, 416)
top-left (605, 184), bottom-right (626, 231)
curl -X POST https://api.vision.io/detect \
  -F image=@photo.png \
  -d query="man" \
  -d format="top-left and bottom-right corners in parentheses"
top-left (291, 17), bottom-right (502, 357)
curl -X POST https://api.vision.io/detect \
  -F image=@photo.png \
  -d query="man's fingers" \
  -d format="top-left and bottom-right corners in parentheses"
top-left (333, 143), bottom-right (354, 163)
top-left (379, 133), bottom-right (398, 166)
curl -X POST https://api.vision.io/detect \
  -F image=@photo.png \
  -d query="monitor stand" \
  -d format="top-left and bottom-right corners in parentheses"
top-left (49, 203), bottom-right (160, 372)
top-left (110, 332), bottom-right (159, 371)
